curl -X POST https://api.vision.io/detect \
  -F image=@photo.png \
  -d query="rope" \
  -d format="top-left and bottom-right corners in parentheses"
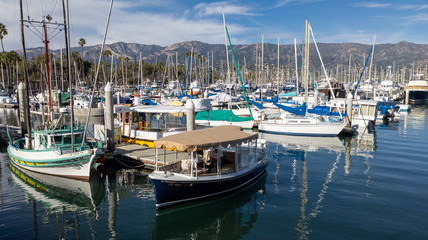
top-left (113, 156), bottom-right (145, 169)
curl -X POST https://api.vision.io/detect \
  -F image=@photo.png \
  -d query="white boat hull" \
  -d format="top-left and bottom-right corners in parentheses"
top-left (7, 146), bottom-right (99, 181)
top-left (195, 119), bottom-right (255, 129)
top-left (259, 119), bottom-right (346, 136)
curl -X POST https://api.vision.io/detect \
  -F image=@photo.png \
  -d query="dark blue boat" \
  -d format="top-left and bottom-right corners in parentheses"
top-left (149, 126), bottom-right (268, 209)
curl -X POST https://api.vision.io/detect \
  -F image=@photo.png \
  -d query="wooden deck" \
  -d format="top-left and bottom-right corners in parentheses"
top-left (115, 143), bottom-right (189, 169)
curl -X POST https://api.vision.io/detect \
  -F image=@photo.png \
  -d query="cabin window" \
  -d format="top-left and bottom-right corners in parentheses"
top-left (63, 135), bottom-right (72, 144)
top-left (75, 134), bottom-right (83, 143)
top-left (125, 112), bottom-right (130, 124)
top-left (232, 105), bottom-right (239, 109)
top-left (54, 136), bottom-right (62, 144)
top-left (40, 135), bottom-right (47, 147)
top-left (133, 113), bottom-right (139, 123)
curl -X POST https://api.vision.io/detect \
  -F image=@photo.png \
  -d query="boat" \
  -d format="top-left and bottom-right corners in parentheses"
top-left (259, 22), bottom-right (346, 137)
top-left (148, 125), bottom-right (268, 209)
top-left (7, 115), bottom-right (103, 180)
top-left (405, 78), bottom-right (428, 103)
top-left (259, 112), bottom-right (346, 136)
top-left (117, 99), bottom-right (210, 147)
top-left (195, 109), bottom-right (256, 129)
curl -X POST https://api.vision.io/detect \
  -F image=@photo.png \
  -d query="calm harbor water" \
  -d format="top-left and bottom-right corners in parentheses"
top-left (0, 105), bottom-right (427, 239)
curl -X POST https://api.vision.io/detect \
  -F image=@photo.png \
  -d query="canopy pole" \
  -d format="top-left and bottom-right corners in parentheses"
top-left (155, 148), bottom-right (158, 171)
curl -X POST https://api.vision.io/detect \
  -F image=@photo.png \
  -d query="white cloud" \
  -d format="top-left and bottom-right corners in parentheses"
top-left (353, 2), bottom-right (392, 8)
top-left (194, 2), bottom-right (260, 16)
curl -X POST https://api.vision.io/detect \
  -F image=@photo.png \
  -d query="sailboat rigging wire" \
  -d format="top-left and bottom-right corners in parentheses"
top-left (49, 0), bottom-right (60, 17)
top-left (224, 22), bottom-right (253, 118)
top-left (71, 0), bottom-right (97, 17)
top-left (81, 0), bottom-right (114, 148)
top-left (309, 25), bottom-right (342, 118)
top-left (297, 44), bottom-right (319, 94)
top-left (353, 46), bottom-right (373, 98)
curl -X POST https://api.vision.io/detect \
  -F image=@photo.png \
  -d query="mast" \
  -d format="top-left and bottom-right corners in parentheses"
top-left (63, 0), bottom-right (74, 150)
top-left (277, 37), bottom-right (280, 94)
top-left (43, 22), bottom-right (53, 122)
top-left (294, 38), bottom-right (299, 96)
top-left (222, 13), bottom-right (231, 106)
top-left (19, 0), bottom-right (32, 149)
top-left (304, 20), bottom-right (310, 103)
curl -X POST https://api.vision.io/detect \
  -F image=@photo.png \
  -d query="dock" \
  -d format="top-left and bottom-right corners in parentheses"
top-left (0, 103), bottom-right (18, 109)
top-left (115, 143), bottom-right (189, 169)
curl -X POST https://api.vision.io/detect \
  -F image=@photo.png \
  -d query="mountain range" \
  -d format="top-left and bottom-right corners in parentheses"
top-left (24, 41), bottom-right (428, 70)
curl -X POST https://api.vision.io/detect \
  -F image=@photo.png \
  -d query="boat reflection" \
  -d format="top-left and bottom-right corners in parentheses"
top-left (259, 132), bottom-right (345, 152)
top-left (9, 163), bottom-right (105, 213)
top-left (150, 172), bottom-right (267, 240)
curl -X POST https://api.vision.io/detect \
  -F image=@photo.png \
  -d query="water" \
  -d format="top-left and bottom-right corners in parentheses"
top-left (0, 105), bottom-right (427, 239)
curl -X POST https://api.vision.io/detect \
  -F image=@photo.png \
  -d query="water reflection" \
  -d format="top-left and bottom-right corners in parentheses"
top-left (150, 172), bottom-right (267, 240)
top-left (9, 164), bottom-right (105, 239)
top-left (102, 168), bottom-right (155, 238)
top-left (10, 164), bottom-right (105, 213)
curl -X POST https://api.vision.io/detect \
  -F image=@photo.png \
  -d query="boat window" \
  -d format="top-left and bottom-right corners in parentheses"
top-left (40, 135), bottom-right (47, 147)
top-left (133, 113), bottom-right (139, 123)
top-left (125, 112), bottom-right (130, 124)
top-left (232, 105), bottom-right (239, 109)
top-left (74, 134), bottom-right (83, 143)
top-left (54, 136), bottom-right (62, 144)
top-left (138, 112), bottom-right (144, 122)
top-left (63, 135), bottom-right (72, 144)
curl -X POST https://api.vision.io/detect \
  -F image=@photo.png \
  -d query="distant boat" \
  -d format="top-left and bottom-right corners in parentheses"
top-left (405, 79), bottom-right (428, 103)
top-left (149, 126), bottom-right (268, 209)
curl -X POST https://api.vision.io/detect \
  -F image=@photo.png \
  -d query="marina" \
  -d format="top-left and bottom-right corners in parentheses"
top-left (1, 0), bottom-right (428, 238)
top-left (0, 104), bottom-right (427, 239)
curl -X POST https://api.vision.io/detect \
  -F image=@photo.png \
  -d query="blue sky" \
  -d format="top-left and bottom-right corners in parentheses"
top-left (1, 0), bottom-right (428, 51)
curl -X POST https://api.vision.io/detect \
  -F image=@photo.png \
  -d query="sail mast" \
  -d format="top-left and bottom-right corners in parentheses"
top-left (19, 0), bottom-right (32, 149)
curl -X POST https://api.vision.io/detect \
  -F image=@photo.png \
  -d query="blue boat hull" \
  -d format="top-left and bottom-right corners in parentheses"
top-left (409, 90), bottom-right (428, 103)
top-left (151, 159), bottom-right (268, 209)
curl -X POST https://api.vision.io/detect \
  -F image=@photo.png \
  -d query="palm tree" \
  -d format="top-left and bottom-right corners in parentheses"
top-left (0, 23), bottom-right (7, 52)
top-left (78, 38), bottom-right (86, 79)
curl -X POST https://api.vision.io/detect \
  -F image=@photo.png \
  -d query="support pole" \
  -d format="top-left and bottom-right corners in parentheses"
top-left (346, 92), bottom-right (353, 128)
top-left (105, 82), bottom-right (115, 152)
top-left (186, 99), bottom-right (195, 131)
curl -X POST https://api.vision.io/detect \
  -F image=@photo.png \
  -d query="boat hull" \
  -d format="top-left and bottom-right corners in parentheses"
top-left (150, 158), bottom-right (268, 209)
top-left (408, 90), bottom-right (428, 103)
top-left (7, 145), bottom-right (99, 181)
top-left (258, 120), bottom-right (346, 136)
top-left (195, 119), bottom-right (255, 129)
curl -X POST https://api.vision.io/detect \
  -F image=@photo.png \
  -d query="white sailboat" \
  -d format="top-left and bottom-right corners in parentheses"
top-left (259, 21), bottom-right (346, 136)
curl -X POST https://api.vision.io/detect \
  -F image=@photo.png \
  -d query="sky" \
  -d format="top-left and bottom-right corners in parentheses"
top-left (1, 0), bottom-right (428, 51)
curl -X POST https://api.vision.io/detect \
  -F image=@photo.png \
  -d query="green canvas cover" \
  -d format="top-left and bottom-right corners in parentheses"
top-left (195, 110), bottom-right (254, 122)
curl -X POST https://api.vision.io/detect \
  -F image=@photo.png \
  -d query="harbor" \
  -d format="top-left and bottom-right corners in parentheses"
top-left (0, 104), bottom-right (427, 239)
top-left (1, 0), bottom-right (428, 239)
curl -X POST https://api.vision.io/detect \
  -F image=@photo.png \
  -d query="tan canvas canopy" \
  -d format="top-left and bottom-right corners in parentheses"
top-left (154, 126), bottom-right (258, 152)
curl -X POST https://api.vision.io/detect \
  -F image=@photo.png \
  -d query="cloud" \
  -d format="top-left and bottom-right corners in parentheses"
top-left (271, 0), bottom-right (323, 9)
top-left (400, 13), bottom-right (428, 24)
top-left (353, 2), bottom-right (392, 8)
top-left (194, 2), bottom-right (260, 16)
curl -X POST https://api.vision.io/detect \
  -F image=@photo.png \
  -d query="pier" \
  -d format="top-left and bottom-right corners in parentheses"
top-left (115, 143), bottom-right (189, 169)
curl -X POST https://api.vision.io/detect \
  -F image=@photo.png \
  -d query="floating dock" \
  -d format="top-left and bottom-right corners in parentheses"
top-left (0, 103), bottom-right (18, 109)
top-left (115, 144), bottom-right (189, 169)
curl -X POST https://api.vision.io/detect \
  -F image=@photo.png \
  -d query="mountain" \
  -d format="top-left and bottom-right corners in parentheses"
top-left (24, 40), bottom-right (428, 69)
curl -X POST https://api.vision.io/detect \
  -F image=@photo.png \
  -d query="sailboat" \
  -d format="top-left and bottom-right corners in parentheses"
top-left (7, 1), bottom-right (103, 181)
top-left (259, 21), bottom-right (346, 136)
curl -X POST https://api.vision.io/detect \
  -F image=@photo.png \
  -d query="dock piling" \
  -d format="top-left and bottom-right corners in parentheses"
top-left (105, 82), bottom-right (115, 152)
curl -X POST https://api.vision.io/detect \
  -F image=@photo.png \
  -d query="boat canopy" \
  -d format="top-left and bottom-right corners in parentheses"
top-left (154, 126), bottom-right (257, 152)
top-left (195, 110), bottom-right (254, 122)
top-left (274, 102), bottom-right (307, 116)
